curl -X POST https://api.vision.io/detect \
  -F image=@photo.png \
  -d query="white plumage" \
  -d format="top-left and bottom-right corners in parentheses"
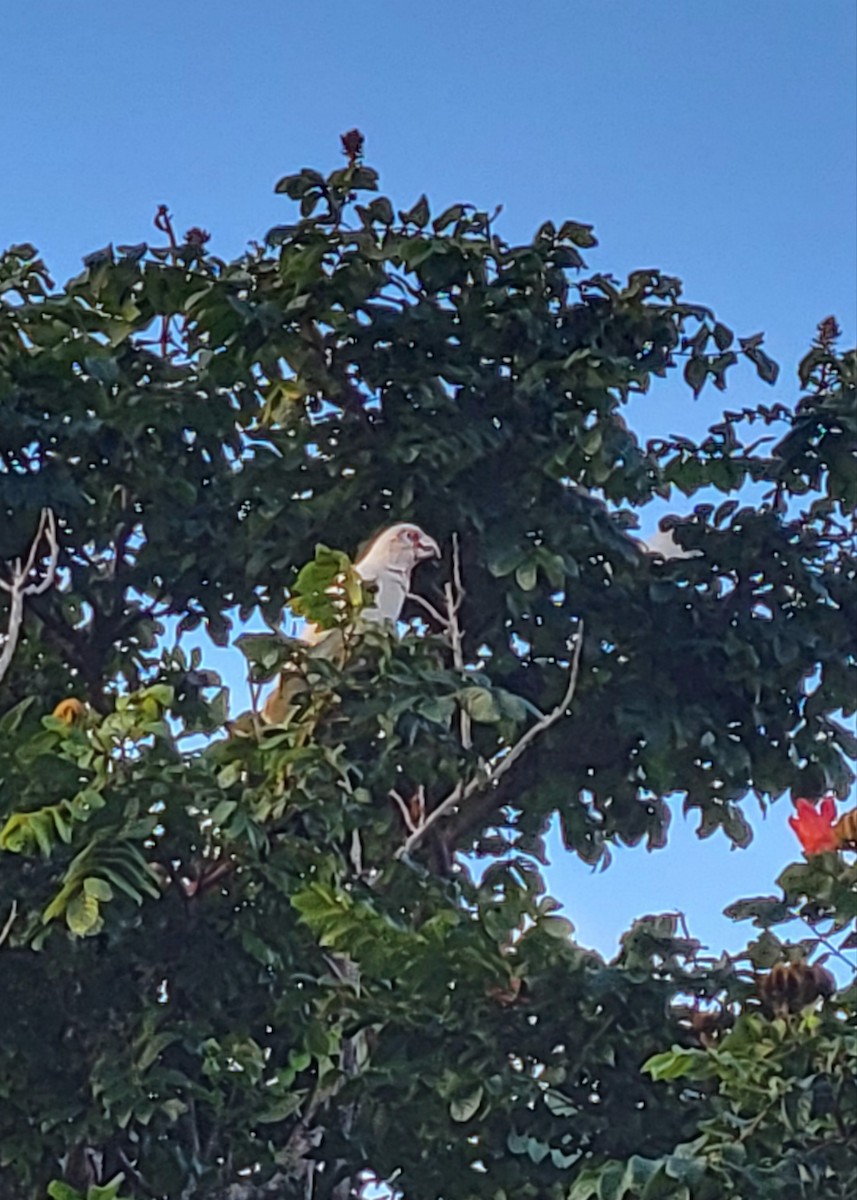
top-left (301, 523), bottom-right (440, 644)
top-left (263, 523), bottom-right (440, 722)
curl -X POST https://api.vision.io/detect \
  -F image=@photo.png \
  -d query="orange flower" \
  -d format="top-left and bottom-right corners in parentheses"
top-left (51, 697), bottom-right (87, 726)
top-left (788, 795), bottom-right (840, 855)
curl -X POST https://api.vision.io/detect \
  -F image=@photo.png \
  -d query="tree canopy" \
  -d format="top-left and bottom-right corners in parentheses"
top-left (1, 133), bottom-right (855, 1200)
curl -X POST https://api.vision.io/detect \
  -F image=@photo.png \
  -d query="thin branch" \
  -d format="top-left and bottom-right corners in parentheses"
top-left (0, 900), bottom-right (18, 948)
top-left (0, 509), bottom-right (59, 687)
top-left (397, 624), bottom-right (585, 860)
top-left (797, 915), bottom-right (857, 975)
top-left (445, 532), bottom-right (470, 749)
top-left (0, 587), bottom-right (25, 688)
top-left (390, 788), bottom-right (419, 834)
top-left (406, 591), bottom-right (449, 629)
top-left (116, 1149), bottom-right (157, 1198)
top-left (0, 509), bottom-right (58, 596)
top-left (450, 530), bottom-right (464, 610)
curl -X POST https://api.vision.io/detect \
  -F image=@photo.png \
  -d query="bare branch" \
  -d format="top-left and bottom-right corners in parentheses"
top-left (406, 590), bottom-right (449, 629)
top-left (0, 900), bottom-right (18, 948)
top-left (0, 509), bottom-right (60, 687)
top-left (348, 828), bottom-right (364, 876)
top-left (19, 510), bottom-right (58, 591)
top-left (445, 533), bottom-right (470, 749)
top-left (390, 788), bottom-right (419, 834)
top-left (0, 588), bottom-right (26, 690)
top-left (397, 625), bottom-right (585, 860)
top-left (450, 530), bottom-right (464, 611)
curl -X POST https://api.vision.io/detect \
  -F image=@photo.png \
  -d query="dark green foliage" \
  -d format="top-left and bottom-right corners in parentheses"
top-left (0, 150), bottom-right (855, 1199)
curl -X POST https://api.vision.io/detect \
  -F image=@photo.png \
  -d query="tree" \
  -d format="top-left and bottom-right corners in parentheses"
top-left (1, 132), bottom-right (855, 1200)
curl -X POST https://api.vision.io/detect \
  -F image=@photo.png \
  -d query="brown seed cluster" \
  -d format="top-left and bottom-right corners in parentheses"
top-left (816, 315), bottom-right (841, 349)
top-left (341, 128), bottom-right (365, 166)
top-left (757, 961), bottom-right (835, 1017)
top-left (184, 227), bottom-right (211, 248)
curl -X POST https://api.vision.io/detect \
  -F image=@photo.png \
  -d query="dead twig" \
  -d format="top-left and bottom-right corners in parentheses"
top-left (397, 624), bottom-right (584, 860)
top-left (0, 509), bottom-right (60, 687)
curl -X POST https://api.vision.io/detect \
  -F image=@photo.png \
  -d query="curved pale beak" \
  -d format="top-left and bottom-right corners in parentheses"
top-left (418, 534), bottom-right (441, 561)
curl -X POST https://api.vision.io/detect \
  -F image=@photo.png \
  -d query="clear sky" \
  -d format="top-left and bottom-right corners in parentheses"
top-left (3, 1), bottom-right (855, 961)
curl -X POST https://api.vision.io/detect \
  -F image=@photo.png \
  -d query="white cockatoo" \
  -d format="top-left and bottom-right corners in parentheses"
top-left (301, 522), bottom-right (441, 645)
top-left (262, 523), bottom-right (440, 722)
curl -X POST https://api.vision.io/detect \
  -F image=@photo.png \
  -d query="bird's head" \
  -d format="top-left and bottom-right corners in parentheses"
top-left (360, 523), bottom-right (441, 574)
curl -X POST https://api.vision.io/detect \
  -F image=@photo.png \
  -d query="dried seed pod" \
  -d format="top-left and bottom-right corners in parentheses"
top-left (757, 961), bottom-right (836, 1017)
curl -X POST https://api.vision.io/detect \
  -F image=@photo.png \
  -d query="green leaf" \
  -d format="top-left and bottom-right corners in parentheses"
top-left (643, 1048), bottom-right (703, 1081)
top-left (138, 1031), bottom-right (180, 1072)
top-left (257, 1092), bottom-right (305, 1124)
top-left (288, 1048), bottom-right (312, 1073)
top-left (87, 1175), bottom-right (129, 1200)
top-left (515, 561), bottom-right (538, 591)
top-left (580, 426), bottom-right (603, 455)
top-left (0, 695), bottom-right (37, 734)
top-left (683, 355), bottom-right (707, 397)
top-left (459, 687), bottom-right (501, 724)
top-left (290, 544), bottom-right (363, 630)
top-left (746, 928), bottom-right (784, 968)
top-left (401, 194), bottom-right (430, 228)
top-left (350, 166), bottom-right (379, 192)
top-left (66, 891), bottom-right (101, 938)
top-left (30, 813), bottom-right (54, 858)
top-left (72, 789), bottom-right (107, 818)
top-left (235, 632), bottom-right (291, 673)
top-left (713, 322), bottom-right (734, 350)
top-left (486, 542), bottom-right (524, 577)
top-left (723, 895), bottom-right (791, 927)
top-left (142, 683), bottom-right (174, 708)
top-left (432, 203), bottom-right (467, 232)
top-left (558, 220), bottom-right (598, 247)
top-left (540, 914), bottom-right (575, 940)
top-left (366, 196), bottom-right (394, 224)
top-left (47, 1185), bottom-right (83, 1200)
top-left (449, 1085), bottom-right (483, 1122)
top-left (83, 355), bottom-right (120, 387)
top-left (83, 877), bottom-right (114, 903)
top-left (210, 799), bottom-right (238, 826)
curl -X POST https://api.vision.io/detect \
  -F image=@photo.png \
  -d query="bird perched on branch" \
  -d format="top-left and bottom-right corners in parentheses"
top-left (262, 523), bottom-right (440, 722)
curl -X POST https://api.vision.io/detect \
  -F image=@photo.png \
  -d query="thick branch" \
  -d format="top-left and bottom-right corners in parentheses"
top-left (441, 714), bottom-right (635, 854)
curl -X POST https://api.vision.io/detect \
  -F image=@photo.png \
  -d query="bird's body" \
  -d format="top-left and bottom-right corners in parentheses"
top-left (262, 523), bottom-right (439, 721)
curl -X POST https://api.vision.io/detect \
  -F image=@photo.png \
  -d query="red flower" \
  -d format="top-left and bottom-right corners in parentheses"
top-left (788, 795), bottom-right (840, 855)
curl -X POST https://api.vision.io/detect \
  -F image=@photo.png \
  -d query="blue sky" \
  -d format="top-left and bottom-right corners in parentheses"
top-left (3, 1), bottom-right (855, 961)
